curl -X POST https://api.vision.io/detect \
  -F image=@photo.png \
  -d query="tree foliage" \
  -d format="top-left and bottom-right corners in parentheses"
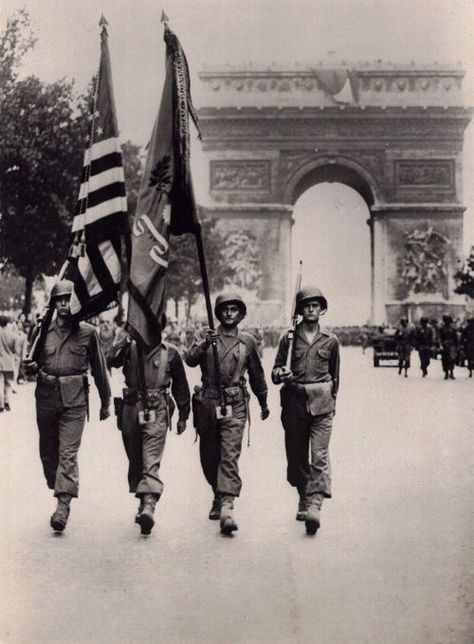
top-left (454, 246), bottom-right (474, 299)
top-left (0, 11), bottom-right (90, 313)
top-left (167, 216), bottom-right (231, 315)
top-left (0, 8), bottom-right (36, 92)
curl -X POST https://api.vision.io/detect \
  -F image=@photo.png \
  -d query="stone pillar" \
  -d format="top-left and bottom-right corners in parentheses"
top-left (203, 204), bottom-right (294, 326)
top-left (373, 205), bottom-right (465, 325)
top-left (371, 211), bottom-right (387, 324)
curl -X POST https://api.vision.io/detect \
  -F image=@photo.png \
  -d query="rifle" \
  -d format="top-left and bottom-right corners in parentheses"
top-left (26, 260), bottom-right (70, 365)
top-left (286, 260), bottom-right (303, 370)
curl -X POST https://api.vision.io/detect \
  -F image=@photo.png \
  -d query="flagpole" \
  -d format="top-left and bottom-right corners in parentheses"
top-left (194, 222), bottom-right (228, 415)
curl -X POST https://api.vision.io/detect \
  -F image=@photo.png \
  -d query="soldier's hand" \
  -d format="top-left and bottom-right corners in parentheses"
top-left (260, 405), bottom-right (270, 421)
top-left (177, 419), bottom-right (187, 434)
top-left (279, 367), bottom-right (293, 382)
top-left (205, 329), bottom-right (219, 345)
top-left (99, 406), bottom-right (111, 421)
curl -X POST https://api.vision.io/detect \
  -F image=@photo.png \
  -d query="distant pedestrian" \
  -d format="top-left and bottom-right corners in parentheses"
top-left (0, 315), bottom-right (17, 412)
top-left (98, 318), bottom-right (116, 372)
top-left (461, 317), bottom-right (474, 377)
top-left (413, 317), bottom-right (434, 377)
top-left (272, 286), bottom-right (340, 536)
top-left (395, 318), bottom-right (412, 377)
top-left (439, 315), bottom-right (458, 380)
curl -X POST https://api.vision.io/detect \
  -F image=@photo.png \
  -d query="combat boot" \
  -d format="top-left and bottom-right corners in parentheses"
top-left (296, 487), bottom-right (308, 521)
top-left (136, 494), bottom-right (158, 535)
top-left (220, 495), bottom-right (238, 535)
top-left (305, 501), bottom-right (321, 536)
top-left (134, 497), bottom-right (145, 524)
top-left (50, 494), bottom-right (72, 532)
top-left (208, 493), bottom-right (222, 520)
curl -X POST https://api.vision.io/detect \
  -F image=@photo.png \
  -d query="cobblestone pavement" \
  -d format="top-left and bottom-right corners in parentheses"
top-left (0, 347), bottom-right (472, 644)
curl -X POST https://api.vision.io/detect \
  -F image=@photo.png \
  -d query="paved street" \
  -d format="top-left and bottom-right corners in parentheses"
top-left (0, 347), bottom-right (472, 644)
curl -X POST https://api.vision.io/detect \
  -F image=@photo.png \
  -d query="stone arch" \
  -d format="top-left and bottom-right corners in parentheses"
top-left (284, 156), bottom-right (379, 207)
top-left (197, 65), bottom-right (472, 325)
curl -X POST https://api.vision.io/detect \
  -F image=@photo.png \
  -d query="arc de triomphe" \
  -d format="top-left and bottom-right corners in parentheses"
top-left (195, 65), bottom-right (472, 325)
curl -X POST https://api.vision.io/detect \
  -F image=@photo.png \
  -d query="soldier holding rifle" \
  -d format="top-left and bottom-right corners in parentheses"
top-left (185, 292), bottom-right (269, 536)
top-left (29, 279), bottom-right (111, 532)
top-left (272, 286), bottom-right (340, 536)
top-left (108, 321), bottom-right (190, 535)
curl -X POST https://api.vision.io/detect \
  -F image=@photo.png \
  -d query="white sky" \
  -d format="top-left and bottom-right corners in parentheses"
top-left (2, 0), bottom-right (474, 322)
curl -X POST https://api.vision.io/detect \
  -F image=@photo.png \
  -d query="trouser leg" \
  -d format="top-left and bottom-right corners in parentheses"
top-left (281, 397), bottom-right (311, 491)
top-left (199, 420), bottom-right (221, 490)
top-left (3, 371), bottom-right (13, 405)
top-left (216, 401), bottom-right (246, 497)
top-left (135, 410), bottom-right (168, 497)
top-left (54, 405), bottom-right (87, 497)
top-left (306, 413), bottom-right (333, 504)
top-left (36, 388), bottom-right (61, 489)
top-left (122, 405), bottom-right (144, 493)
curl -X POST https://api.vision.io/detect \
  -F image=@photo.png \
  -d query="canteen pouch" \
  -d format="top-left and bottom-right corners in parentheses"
top-left (58, 374), bottom-right (86, 408)
top-left (304, 381), bottom-right (335, 416)
top-left (192, 386), bottom-right (216, 435)
top-left (113, 397), bottom-right (124, 431)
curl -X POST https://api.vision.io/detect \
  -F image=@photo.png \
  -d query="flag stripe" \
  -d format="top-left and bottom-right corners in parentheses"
top-left (77, 181), bottom-right (126, 214)
top-left (72, 196), bottom-right (127, 232)
top-left (79, 165), bottom-right (125, 199)
top-left (67, 28), bottom-right (128, 323)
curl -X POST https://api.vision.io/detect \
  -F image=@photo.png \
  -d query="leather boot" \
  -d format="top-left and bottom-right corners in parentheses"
top-left (208, 494), bottom-right (222, 520)
top-left (305, 501), bottom-right (321, 536)
top-left (220, 495), bottom-right (238, 535)
top-left (136, 494), bottom-right (158, 535)
top-left (50, 494), bottom-right (72, 532)
top-left (134, 497), bottom-right (145, 524)
top-left (296, 488), bottom-right (308, 521)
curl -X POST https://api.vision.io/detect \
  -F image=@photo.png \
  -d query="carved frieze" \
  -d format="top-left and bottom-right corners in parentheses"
top-left (395, 160), bottom-right (455, 190)
top-left (200, 116), bottom-right (467, 145)
top-left (278, 149), bottom-right (385, 190)
top-left (210, 160), bottom-right (271, 192)
top-left (399, 227), bottom-right (450, 299)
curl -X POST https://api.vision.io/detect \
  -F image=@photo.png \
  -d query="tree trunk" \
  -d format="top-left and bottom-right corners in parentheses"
top-left (23, 263), bottom-right (34, 315)
top-left (174, 298), bottom-right (179, 319)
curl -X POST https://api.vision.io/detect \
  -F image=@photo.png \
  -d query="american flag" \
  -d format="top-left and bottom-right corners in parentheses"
top-left (67, 16), bottom-right (128, 321)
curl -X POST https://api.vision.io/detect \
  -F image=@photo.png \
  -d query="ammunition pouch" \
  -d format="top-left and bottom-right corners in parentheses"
top-left (192, 386), bottom-right (216, 435)
top-left (191, 384), bottom-right (247, 436)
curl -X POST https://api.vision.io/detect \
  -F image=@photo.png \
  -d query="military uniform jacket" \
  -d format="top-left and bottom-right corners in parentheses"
top-left (110, 338), bottom-right (190, 420)
top-left (185, 326), bottom-right (268, 405)
top-left (0, 327), bottom-right (18, 372)
top-left (413, 326), bottom-right (434, 350)
top-left (272, 324), bottom-right (340, 415)
top-left (38, 320), bottom-right (111, 407)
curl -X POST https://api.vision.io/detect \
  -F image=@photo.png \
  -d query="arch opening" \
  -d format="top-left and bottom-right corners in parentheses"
top-left (291, 182), bottom-right (372, 326)
top-left (291, 162), bottom-right (376, 207)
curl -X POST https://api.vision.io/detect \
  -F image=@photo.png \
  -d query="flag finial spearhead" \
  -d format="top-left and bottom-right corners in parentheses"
top-left (99, 14), bottom-right (109, 31)
top-left (161, 10), bottom-right (170, 27)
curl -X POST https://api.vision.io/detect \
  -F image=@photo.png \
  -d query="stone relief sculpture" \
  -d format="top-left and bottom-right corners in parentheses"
top-left (400, 227), bottom-right (449, 297)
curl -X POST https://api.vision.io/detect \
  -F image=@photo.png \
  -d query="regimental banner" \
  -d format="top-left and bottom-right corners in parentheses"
top-left (67, 17), bottom-right (128, 321)
top-left (127, 20), bottom-right (200, 349)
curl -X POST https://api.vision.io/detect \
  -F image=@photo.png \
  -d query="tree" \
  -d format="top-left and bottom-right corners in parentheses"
top-left (121, 139), bottom-right (143, 226)
top-left (0, 75), bottom-right (89, 312)
top-left (454, 246), bottom-right (474, 299)
top-left (167, 216), bottom-right (231, 318)
top-left (0, 9), bottom-right (36, 93)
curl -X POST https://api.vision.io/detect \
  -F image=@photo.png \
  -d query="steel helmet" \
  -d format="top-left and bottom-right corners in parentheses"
top-left (50, 279), bottom-right (74, 300)
top-left (295, 286), bottom-right (328, 314)
top-left (214, 292), bottom-right (247, 319)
